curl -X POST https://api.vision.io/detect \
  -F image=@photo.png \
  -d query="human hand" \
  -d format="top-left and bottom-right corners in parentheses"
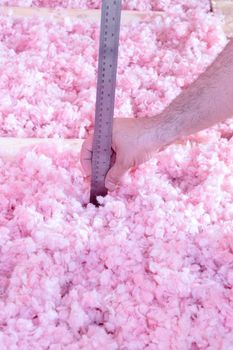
top-left (81, 117), bottom-right (169, 191)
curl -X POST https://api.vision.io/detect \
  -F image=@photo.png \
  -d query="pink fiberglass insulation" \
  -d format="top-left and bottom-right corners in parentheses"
top-left (1, 137), bottom-right (233, 349)
top-left (0, 4), bottom-right (233, 350)
top-left (0, 9), bottom-right (227, 138)
top-left (1, 0), bottom-right (211, 11)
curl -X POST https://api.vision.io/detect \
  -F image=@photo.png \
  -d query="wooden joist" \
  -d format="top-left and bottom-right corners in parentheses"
top-left (0, 2), bottom-right (231, 35)
top-left (0, 4), bottom-right (231, 34)
top-left (0, 6), bottom-right (162, 24)
top-left (0, 138), bottom-right (83, 159)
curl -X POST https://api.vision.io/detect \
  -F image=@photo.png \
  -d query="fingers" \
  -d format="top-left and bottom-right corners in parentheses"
top-left (105, 158), bottom-right (128, 191)
top-left (81, 134), bottom-right (117, 181)
top-left (81, 132), bottom-right (126, 191)
top-left (80, 135), bottom-right (93, 177)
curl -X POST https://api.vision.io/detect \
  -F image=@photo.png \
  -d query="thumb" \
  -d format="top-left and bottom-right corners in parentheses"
top-left (105, 159), bottom-right (127, 191)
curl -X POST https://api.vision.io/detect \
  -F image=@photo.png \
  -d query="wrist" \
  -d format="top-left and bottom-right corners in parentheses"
top-left (143, 113), bottom-right (180, 152)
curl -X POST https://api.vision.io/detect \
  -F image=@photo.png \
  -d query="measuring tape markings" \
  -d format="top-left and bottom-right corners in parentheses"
top-left (90, 0), bottom-right (122, 205)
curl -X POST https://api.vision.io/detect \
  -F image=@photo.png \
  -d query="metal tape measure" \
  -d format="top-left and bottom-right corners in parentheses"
top-left (90, 0), bottom-right (122, 205)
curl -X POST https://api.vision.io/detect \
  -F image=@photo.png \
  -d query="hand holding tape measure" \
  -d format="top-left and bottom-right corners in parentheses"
top-left (90, 0), bottom-right (122, 206)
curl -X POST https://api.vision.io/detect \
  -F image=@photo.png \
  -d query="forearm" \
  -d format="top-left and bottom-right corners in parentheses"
top-left (148, 38), bottom-right (233, 148)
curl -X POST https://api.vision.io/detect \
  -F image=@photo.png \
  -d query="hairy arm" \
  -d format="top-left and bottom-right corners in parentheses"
top-left (146, 38), bottom-right (233, 148)
top-left (81, 38), bottom-right (233, 191)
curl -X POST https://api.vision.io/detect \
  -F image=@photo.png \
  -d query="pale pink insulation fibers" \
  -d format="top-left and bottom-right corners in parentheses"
top-left (0, 3), bottom-right (233, 350)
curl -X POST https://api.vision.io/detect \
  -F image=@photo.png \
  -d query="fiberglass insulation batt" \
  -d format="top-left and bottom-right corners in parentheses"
top-left (0, 1), bottom-right (233, 349)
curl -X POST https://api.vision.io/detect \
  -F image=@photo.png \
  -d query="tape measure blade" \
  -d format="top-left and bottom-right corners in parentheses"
top-left (90, 0), bottom-right (122, 205)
